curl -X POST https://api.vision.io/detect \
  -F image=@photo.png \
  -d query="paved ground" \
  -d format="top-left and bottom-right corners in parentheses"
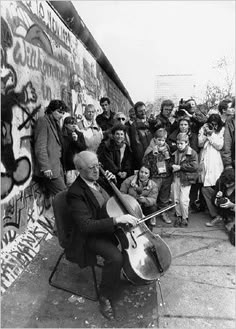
top-left (1, 209), bottom-right (235, 328)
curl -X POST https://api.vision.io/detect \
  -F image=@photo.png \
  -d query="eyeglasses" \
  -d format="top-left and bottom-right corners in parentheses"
top-left (117, 117), bottom-right (126, 121)
top-left (88, 163), bottom-right (101, 170)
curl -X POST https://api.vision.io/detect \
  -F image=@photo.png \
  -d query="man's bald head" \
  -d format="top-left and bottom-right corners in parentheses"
top-left (74, 151), bottom-right (97, 170)
top-left (84, 104), bottom-right (96, 121)
top-left (74, 151), bottom-right (100, 182)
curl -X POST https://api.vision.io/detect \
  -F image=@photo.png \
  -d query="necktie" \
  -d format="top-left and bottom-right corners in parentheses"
top-left (93, 182), bottom-right (100, 191)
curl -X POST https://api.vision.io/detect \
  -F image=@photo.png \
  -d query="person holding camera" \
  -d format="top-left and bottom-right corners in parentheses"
top-left (174, 98), bottom-right (208, 134)
top-left (203, 168), bottom-right (235, 245)
top-left (198, 114), bottom-right (225, 212)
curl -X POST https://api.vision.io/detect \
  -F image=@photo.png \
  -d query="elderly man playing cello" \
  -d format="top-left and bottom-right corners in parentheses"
top-left (66, 151), bottom-right (138, 320)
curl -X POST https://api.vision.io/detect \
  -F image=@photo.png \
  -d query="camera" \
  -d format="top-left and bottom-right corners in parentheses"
top-left (215, 197), bottom-right (228, 206)
top-left (174, 99), bottom-right (193, 118)
top-left (178, 103), bottom-right (192, 112)
top-left (207, 123), bottom-right (213, 130)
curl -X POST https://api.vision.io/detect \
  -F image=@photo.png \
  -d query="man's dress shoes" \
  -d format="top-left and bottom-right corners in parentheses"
top-left (99, 296), bottom-right (115, 320)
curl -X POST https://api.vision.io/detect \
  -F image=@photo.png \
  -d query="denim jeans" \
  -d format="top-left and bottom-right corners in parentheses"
top-left (152, 175), bottom-right (173, 209)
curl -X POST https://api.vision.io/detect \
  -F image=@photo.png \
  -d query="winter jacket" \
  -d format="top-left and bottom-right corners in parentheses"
top-left (212, 175), bottom-right (235, 221)
top-left (97, 138), bottom-right (133, 186)
top-left (143, 141), bottom-right (173, 179)
top-left (172, 146), bottom-right (198, 186)
top-left (120, 174), bottom-right (158, 207)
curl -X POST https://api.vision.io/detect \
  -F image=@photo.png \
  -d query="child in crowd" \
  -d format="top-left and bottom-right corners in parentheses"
top-left (143, 128), bottom-right (173, 224)
top-left (172, 133), bottom-right (198, 227)
top-left (120, 165), bottom-right (158, 230)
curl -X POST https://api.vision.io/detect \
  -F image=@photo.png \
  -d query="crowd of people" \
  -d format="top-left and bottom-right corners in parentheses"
top-left (33, 95), bottom-right (235, 319)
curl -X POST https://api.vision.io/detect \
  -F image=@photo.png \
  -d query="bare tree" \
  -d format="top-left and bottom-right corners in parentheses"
top-left (146, 97), bottom-right (166, 117)
top-left (214, 56), bottom-right (235, 96)
top-left (204, 56), bottom-right (235, 109)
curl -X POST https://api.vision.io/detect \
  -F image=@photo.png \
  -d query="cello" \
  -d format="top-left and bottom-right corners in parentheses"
top-left (100, 167), bottom-right (175, 285)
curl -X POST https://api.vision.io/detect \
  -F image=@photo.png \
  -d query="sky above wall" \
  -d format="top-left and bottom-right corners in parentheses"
top-left (72, 1), bottom-right (235, 103)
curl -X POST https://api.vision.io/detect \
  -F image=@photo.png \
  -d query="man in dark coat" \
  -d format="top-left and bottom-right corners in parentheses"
top-left (129, 101), bottom-right (152, 170)
top-left (66, 151), bottom-right (137, 320)
top-left (34, 100), bottom-right (68, 195)
top-left (96, 97), bottom-right (115, 135)
top-left (221, 113), bottom-right (235, 170)
top-left (149, 99), bottom-right (175, 135)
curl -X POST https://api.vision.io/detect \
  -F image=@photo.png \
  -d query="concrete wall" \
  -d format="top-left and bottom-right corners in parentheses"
top-left (1, 0), bottom-right (132, 293)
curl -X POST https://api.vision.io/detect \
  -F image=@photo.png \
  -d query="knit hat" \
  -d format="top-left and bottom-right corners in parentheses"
top-left (176, 132), bottom-right (189, 142)
top-left (154, 128), bottom-right (167, 139)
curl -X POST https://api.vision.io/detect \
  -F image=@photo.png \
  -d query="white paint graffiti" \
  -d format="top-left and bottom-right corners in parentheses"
top-left (1, 217), bottom-right (53, 294)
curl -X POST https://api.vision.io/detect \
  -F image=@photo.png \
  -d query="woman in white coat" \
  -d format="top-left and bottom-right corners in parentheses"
top-left (198, 114), bottom-right (225, 220)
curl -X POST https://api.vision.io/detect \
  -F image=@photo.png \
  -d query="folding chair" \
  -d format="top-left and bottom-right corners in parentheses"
top-left (49, 190), bottom-right (100, 301)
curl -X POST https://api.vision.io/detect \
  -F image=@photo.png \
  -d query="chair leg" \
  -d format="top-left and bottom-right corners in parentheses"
top-left (49, 251), bottom-right (99, 301)
top-left (49, 251), bottom-right (65, 285)
top-left (91, 265), bottom-right (100, 300)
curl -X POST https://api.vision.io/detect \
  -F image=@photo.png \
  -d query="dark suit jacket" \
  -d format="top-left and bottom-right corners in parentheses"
top-left (66, 176), bottom-right (115, 267)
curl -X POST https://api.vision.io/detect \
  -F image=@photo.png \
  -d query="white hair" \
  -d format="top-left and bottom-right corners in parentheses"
top-left (73, 150), bottom-right (97, 170)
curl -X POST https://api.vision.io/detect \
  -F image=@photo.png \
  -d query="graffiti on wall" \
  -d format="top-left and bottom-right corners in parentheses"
top-left (1, 181), bottom-right (53, 248)
top-left (1, 17), bottom-right (38, 202)
top-left (1, 180), bottom-right (55, 293)
top-left (1, 219), bottom-right (51, 294)
top-left (1, 0), bottom-right (132, 292)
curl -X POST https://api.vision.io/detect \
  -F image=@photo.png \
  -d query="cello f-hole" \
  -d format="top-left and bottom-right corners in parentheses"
top-left (130, 232), bottom-right (137, 248)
